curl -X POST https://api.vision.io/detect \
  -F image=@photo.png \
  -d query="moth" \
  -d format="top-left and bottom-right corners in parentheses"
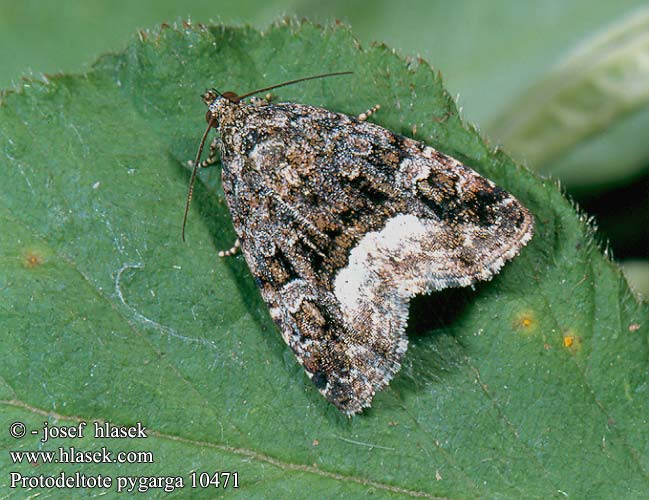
top-left (183, 73), bottom-right (534, 415)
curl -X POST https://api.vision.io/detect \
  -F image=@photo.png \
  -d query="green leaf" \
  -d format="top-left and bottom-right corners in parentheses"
top-left (1, 20), bottom-right (647, 499)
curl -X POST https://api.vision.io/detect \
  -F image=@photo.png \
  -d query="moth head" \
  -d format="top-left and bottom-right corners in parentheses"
top-left (201, 88), bottom-right (239, 104)
top-left (201, 89), bottom-right (241, 125)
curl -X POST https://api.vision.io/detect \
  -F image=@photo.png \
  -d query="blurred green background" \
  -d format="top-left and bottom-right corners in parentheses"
top-left (2, 0), bottom-right (647, 296)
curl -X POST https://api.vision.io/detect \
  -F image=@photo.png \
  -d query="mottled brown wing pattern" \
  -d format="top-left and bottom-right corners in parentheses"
top-left (211, 97), bottom-right (533, 414)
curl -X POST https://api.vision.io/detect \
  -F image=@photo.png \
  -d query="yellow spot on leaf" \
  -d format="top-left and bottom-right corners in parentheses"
top-left (23, 250), bottom-right (45, 268)
top-left (513, 310), bottom-right (537, 333)
top-left (563, 330), bottom-right (582, 351)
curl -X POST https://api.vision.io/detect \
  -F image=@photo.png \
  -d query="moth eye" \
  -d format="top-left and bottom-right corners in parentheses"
top-left (222, 91), bottom-right (241, 103)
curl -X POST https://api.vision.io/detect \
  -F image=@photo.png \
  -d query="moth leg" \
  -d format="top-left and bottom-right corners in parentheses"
top-left (199, 136), bottom-right (221, 168)
top-left (357, 104), bottom-right (381, 122)
top-left (218, 238), bottom-right (240, 258)
top-left (187, 136), bottom-right (221, 169)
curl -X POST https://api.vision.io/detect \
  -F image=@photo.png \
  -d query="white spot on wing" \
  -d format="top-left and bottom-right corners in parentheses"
top-left (334, 213), bottom-right (435, 316)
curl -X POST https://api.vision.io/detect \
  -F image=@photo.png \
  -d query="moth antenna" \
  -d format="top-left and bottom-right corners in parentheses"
top-left (237, 71), bottom-right (352, 101)
top-left (182, 117), bottom-right (215, 242)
